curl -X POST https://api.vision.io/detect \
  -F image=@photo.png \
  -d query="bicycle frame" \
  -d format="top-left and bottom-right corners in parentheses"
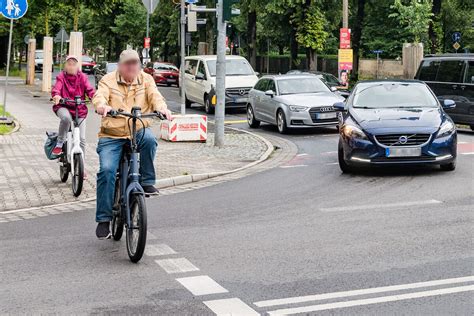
top-left (64, 97), bottom-right (84, 173)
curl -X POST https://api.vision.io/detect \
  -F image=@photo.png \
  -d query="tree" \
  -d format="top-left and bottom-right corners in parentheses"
top-left (389, 0), bottom-right (433, 43)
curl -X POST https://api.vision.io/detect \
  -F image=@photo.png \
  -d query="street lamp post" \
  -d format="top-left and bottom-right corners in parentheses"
top-left (180, 0), bottom-right (186, 115)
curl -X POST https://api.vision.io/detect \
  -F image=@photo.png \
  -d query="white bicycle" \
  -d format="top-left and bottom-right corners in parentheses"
top-left (56, 97), bottom-right (86, 197)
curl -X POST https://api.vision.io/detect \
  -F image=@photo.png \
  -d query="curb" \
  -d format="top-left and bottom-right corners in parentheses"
top-left (156, 126), bottom-right (274, 188)
top-left (0, 119), bottom-right (21, 135)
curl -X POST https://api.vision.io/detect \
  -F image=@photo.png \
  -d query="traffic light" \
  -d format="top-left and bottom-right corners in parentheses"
top-left (223, 0), bottom-right (240, 22)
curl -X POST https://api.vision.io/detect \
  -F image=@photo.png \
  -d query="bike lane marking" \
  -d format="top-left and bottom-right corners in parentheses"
top-left (176, 275), bottom-right (228, 296)
top-left (155, 258), bottom-right (200, 274)
top-left (144, 243), bottom-right (177, 256)
top-left (204, 298), bottom-right (260, 316)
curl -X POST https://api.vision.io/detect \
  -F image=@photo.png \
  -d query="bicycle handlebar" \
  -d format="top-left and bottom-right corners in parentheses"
top-left (107, 109), bottom-right (166, 121)
top-left (49, 97), bottom-right (87, 105)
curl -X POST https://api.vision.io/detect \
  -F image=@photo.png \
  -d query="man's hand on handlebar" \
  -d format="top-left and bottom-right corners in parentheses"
top-left (160, 108), bottom-right (173, 121)
top-left (96, 104), bottom-right (113, 118)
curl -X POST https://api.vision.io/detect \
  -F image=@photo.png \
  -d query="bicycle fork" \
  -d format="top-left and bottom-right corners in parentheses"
top-left (122, 152), bottom-right (143, 229)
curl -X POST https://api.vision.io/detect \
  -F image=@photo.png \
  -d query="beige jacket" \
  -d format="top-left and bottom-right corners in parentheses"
top-left (92, 70), bottom-right (167, 138)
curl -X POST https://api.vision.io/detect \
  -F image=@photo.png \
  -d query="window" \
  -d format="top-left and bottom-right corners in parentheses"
top-left (418, 60), bottom-right (439, 81)
top-left (197, 62), bottom-right (207, 80)
top-left (185, 60), bottom-right (198, 75)
top-left (277, 78), bottom-right (330, 95)
top-left (267, 80), bottom-right (276, 93)
top-left (206, 59), bottom-right (255, 76)
top-left (254, 79), bottom-right (269, 91)
top-left (436, 60), bottom-right (464, 83)
top-left (154, 63), bottom-right (178, 71)
top-left (465, 61), bottom-right (474, 84)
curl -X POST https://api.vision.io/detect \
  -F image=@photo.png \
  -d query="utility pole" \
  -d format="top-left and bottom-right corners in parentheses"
top-left (343, 0), bottom-right (349, 29)
top-left (180, 0), bottom-right (186, 115)
top-left (146, 0), bottom-right (150, 62)
top-left (215, 0), bottom-right (226, 147)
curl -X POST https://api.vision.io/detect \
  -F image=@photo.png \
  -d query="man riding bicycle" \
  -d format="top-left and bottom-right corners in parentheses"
top-left (93, 49), bottom-right (172, 239)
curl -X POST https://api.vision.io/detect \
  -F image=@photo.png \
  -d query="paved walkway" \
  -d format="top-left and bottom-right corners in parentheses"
top-left (0, 82), bottom-right (269, 211)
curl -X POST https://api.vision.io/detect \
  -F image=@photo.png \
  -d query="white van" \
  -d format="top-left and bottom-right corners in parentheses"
top-left (182, 55), bottom-right (259, 113)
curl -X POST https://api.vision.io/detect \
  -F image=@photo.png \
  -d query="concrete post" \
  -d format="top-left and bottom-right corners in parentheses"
top-left (214, 0), bottom-right (226, 147)
top-left (26, 39), bottom-right (36, 85)
top-left (403, 42), bottom-right (423, 79)
top-left (69, 32), bottom-right (83, 68)
top-left (42, 37), bottom-right (53, 92)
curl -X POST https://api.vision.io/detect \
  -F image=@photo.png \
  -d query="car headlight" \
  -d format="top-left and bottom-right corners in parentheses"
top-left (342, 124), bottom-right (368, 140)
top-left (437, 120), bottom-right (455, 138)
top-left (289, 105), bottom-right (309, 112)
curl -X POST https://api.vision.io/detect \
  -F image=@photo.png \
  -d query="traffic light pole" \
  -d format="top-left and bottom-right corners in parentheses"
top-left (180, 0), bottom-right (186, 115)
top-left (215, 0), bottom-right (226, 147)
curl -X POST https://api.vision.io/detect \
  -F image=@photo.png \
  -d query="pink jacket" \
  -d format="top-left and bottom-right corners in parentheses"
top-left (51, 71), bottom-right (95, 118)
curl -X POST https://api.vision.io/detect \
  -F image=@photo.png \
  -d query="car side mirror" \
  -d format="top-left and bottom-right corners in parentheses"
top-left (195, 73), bottom-right (205, 80)
top-left (265, 90), bottom-right (275, 97)
top-left (333, 102), bottom-right (346, 111)
top-left (330, 86), bottom-right (338, 92)
top-left (442, 99), bottom-right (456, 109)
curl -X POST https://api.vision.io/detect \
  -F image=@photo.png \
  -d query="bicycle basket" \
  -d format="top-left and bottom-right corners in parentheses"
top-left (44, 131), bottom-right (59, 160)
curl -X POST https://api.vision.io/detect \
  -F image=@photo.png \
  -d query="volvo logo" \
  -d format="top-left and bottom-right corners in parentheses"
top-left (239, 89), bottom-right (246, 96)
top-left (399, 135), bottom-right (408, 144)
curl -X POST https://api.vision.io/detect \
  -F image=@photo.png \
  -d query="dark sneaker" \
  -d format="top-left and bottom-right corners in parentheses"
top-left (143, 185), bottom-right (159, 196)
top-left (52, 146), bottom-right (63, 156)
top-left (96, 222), bottom-right (111, 239)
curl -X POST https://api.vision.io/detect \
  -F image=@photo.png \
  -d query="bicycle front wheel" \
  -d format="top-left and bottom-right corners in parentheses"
top-left (126, 194), bottom-right (147, 263)
top-left (72, 153), bottom-right (84, 197)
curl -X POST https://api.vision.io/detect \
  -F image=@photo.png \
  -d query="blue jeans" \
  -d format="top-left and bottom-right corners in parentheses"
top-left (96, 128), bottom-right (158, 223)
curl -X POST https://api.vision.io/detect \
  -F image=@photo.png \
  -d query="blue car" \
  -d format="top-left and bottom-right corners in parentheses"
top-left (334, 80), bottom-right (457, 173)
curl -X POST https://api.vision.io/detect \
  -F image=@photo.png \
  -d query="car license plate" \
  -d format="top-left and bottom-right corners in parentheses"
top-left (385, 147), bottom-right (421, 157)
top-left (167, 79), bottom-right (176, 83)
top-left (316, 112), bottom-right (337, 119)
top-left (233, 98), bottom-right (247, 103)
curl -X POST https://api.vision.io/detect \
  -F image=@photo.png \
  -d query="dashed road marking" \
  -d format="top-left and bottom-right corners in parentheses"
top-left (145, 243), bottom-right (177, 256)
top-left (321, 151), bottom-right (337, 155)
top-left (204, 298), bottom-right (260, 316)
top-left (280, 165), bottom-right (308, 169)
top-left (255, 275), bottom-right (474, 308)
top-left (461, 152), bottom-right (474, 155)
top-left (320, 199), bottom-right (442, 212)
top-left (176, 275), bottom-right (229, 296)
top-left (266, 285), bottom-right (474, 315)
top-left (155, 258), bottom-right (200, 274)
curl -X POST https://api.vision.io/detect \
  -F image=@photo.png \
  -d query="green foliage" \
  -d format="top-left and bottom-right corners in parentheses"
top-left (295, 9), bottom-right (329, 52)
top-left (389, 0), bottom-right (434, 43)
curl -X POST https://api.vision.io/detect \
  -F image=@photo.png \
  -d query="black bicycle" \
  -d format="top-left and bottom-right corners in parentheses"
top-left (107, 107), bottom-right (164, 263)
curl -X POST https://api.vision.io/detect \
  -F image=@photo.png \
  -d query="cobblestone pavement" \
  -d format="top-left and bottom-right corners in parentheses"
top-left (0, 84), bottom-right (269, 212)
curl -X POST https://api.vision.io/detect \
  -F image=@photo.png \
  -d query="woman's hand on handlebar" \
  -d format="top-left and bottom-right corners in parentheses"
top-left (96, 104), bottom-right (113, 118)
top-left (52, 95), bottom-right (62, 105)
top-left (160, 108), bottom-right (173, 121)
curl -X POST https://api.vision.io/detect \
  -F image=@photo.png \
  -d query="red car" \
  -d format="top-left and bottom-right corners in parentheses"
top-left (81, 55), bottom-right (96, 74)
top-left (144, 62), bottom-right (179, 87)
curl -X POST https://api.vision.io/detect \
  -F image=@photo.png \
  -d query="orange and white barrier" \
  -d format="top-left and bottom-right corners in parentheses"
top-left (160, 114), bottom-right (207, 142)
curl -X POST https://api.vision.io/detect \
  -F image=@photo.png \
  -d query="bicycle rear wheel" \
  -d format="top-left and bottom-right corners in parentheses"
top-left (72, 153), bottom-right (84, 197)
top-left (126, 194), bottom-right (147, 263)
top-left (111, 176), bottom-right (124, 241)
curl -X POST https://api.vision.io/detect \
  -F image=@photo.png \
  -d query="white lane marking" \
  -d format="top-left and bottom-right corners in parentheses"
top-left (176, 275), bottom-right (228, 296)
top-left (145, 244), bottom-right (177, 257)
top-left (326, 162), bottom-right (339, 165)
top-left (266, 285), bottom-right (474, 315)
top-left (461, 152), bottom-right (474, 155)
top-left (255, 275), bottom-right (474, 308)
top-left (458, 141), bottom-right (468, 144)
top-left (321, 151), bottom-right (337, 155)
top-left (320, 199), bottom-right (442, 212)
top-left (280, 165), bottom-right (308, 169)
top-left (322, 134), bottom-right (337, 137)
top-left (155, 258), bottom-right (199, 274)
top-left (204, 298), bottom-right (260, 316)
top-left (297, 153), bottom-right (308, 156)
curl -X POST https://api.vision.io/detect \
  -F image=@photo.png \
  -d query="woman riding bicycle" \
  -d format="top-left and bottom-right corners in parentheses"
top-left (51, 55), bottom-right (95, 157)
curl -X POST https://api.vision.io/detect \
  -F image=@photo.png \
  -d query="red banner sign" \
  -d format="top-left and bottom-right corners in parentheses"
top-left (340, 28), bottom-right (351, 49)
top-left (144, 37), bottom-right (151, 49)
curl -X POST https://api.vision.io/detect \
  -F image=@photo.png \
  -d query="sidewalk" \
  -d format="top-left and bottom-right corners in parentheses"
top-left (0, 81), bottom-right (270, 212)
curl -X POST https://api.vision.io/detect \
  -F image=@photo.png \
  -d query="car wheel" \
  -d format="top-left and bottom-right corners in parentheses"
top-left (440, 160), bottom-right (456, 171)
top-left (205, 96), bottom-right (215, 114)
top-left (247, 105), bottom-right (260, 128)
top-left (277, 110), bottom-right (288, 134)
top-left (185, 95), bottom-right (192, 108)
top-left (338, 139), bottom-right (353, 173)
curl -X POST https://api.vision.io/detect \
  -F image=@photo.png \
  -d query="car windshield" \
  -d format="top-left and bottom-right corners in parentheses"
top-left (82, 56), bottom-right (93, 62)
top-left (323, 73), bottom-right (340, 85)
top-left (207, 59), bottom-right (254, 76)
top-left (154, 63), bottom-right (178, 71)
top-left (353, 83), bottom-right (437, 109)
top-left (278, 78), bottom-right (330, 95)
top-left (106, 63), bottom-right (118, 72)
top-left (35, 52), bottom-right (43, 59)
